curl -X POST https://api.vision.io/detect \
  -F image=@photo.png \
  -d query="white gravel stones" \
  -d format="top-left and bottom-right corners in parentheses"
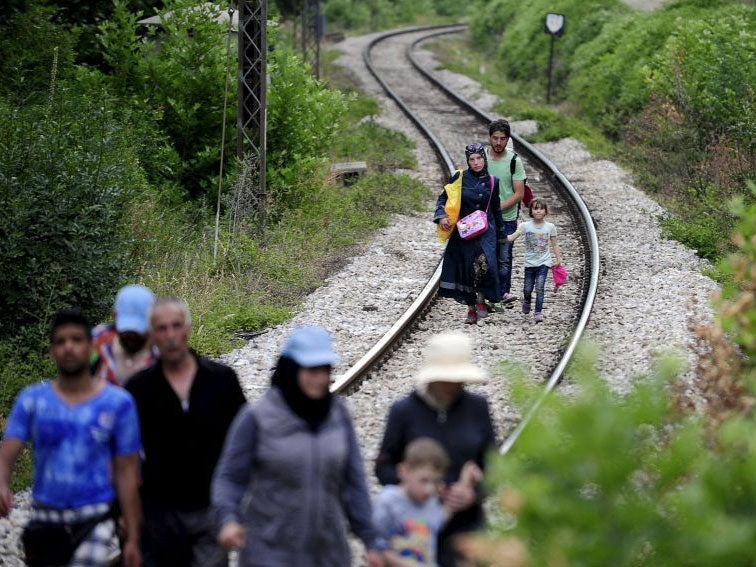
top-left (536, 138), bottom-right (718, 394)
top-left (0, 491), bottom-right (29, 566)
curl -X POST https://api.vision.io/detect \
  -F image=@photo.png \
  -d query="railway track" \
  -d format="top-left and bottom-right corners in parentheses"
top-left (332, 24), bottom-right (599, 454)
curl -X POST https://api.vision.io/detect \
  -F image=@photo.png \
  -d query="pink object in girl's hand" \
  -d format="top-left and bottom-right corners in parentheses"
top-left (552, 264), bottom-right (568, 290)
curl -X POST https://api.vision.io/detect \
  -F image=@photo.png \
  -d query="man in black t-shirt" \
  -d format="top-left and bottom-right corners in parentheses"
top-left (126, 297), bottom-right (246, 567)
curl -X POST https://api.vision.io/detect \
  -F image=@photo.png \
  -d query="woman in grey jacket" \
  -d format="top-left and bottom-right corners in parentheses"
top-left (211, 326), bottom-right (384, 567)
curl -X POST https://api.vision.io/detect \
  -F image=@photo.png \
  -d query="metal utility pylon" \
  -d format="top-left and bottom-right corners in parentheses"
top-left (301, 0), bottom-right (320, 78)
top-left (237, 0), bottom-right (267, 228)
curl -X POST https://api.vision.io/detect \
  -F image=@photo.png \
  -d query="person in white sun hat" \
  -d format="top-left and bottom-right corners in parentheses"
top-left (375, 331), bottom-right (497, 567)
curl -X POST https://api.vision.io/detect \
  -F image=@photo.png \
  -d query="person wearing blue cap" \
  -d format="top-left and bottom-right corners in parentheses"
top-left (92, 284), bottom-right (158, 385)
top-left (212, 326), bottom-right (385, 567)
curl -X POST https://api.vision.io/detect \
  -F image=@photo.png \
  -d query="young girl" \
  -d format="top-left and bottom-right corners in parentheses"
top-left (507, 199), bottom-right (562, 322)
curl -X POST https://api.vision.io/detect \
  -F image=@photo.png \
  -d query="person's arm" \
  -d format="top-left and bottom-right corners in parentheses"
top-left (339, 402), bottom-right (381, 552)
top-left (212, 407), bottom-right (257, 550)
top-left (506, 224), bottom-right (524, 242)
top-left (1, 391), bottom-right (33, 518)
top-left (113, 453), bottom-right (141, 567)
top-left (434, 171), bottom-right (461, 228)
top-left (0, 438), bottom-right (24, 517)
top-left (375, 402), bottom-right (406, 486)
top-left (500, 179), bottom-right (524, 211)
top-left (551, 235), bottom-right (562, 267)
top-left (434, 188), bottom-right (449, 224)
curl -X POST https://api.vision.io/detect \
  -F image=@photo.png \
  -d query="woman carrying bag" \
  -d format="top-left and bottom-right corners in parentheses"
top-left (435, 143), bottom-right (505, 324)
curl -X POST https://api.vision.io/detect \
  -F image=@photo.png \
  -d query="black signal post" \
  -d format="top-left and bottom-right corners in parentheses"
top-left (544, 12), bottom-right (565, 104)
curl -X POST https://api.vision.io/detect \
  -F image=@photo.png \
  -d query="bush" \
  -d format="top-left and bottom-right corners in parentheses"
top-left (99, 0), bottom-right (234, 198)
top-left (463, 181), bottom-right (756, 565)
top-left (322, 0), bottom-right (450, 31)
top-left (648, 8), bottom-right (756, 153)
top-left (266, 42), bottom-right (348, 218)
top-left (0, 89), bottom-right (144, 337)
top-left (0, 2), bottom-right (76, 102)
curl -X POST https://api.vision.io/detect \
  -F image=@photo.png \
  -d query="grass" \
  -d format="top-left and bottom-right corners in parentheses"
top-left (125, 50), bottom-right (427, 356)
top-left (427, 35), bottom-right (614, 158)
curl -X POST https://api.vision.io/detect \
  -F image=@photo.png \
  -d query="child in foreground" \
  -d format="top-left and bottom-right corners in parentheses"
top-left (373, 438), bottom-right (482, 566)
top-left (507, 198), bottom-right (562, 322)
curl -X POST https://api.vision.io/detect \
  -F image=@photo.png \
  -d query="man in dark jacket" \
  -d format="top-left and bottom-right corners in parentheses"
top-left (375, 332), bottom-right (496, 567)
top-left (126, 297), bottom-right (246, 567)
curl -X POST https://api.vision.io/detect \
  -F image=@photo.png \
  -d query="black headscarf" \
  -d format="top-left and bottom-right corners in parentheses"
top-left (464, 142), bottom-right (490, 179)
top-left (271, 355), bottom-right (333, 431)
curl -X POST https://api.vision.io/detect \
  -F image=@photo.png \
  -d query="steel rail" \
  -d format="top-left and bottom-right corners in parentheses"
top-left (331, 24), bottom-right (464, 394)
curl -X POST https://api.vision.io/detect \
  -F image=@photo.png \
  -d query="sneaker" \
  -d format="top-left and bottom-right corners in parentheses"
top-left (521, 302), bottom-right (531, 314)
top-left (465, 308), bottom-right (478, 325)
top-left (534, 312), bottom-right (544, 323)
top-left (476, 303), bottom-right (490, 319)
top-left (488, 301), bottom-right (506, 313)
top-left (501, 292), bottom-right (517, 304)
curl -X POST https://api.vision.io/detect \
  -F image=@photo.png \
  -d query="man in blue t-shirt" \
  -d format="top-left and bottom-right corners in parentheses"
top-left (0, 309), bottom-right (142, 567)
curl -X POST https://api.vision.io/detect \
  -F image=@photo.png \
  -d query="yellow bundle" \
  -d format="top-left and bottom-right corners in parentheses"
top-left (437, 170), bottom-right (463, 243)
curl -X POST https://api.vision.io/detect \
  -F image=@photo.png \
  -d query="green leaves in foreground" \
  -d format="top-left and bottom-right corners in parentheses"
top-left (471, 345), bottom-right (756, 565)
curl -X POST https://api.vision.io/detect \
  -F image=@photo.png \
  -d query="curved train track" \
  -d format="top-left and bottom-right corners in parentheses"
top-left (332, 24), bottom-right (599, 454)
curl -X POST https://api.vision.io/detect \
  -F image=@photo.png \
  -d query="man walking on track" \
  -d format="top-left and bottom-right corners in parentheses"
top-left (126, 297), bottom-right (246, 567)
top-left (486, 118), bottom-right (527, 305)
top-left (0, 309), bottom-right (142, 567)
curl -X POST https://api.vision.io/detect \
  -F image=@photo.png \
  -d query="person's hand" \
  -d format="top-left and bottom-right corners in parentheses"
top-left (218, 521), bottom-right (246, 551)
top-left (441, 481), bottom-right (476, 513)
top-left (122, 538), bottom-right (141, 567)
top-left (458, 461), bottom-right (483, 488)
top-left (439, 217), bottom-right (452, 231)
top-left (366, 549), bottom-right (385, 567)
top-left (0, 484), bottom-right (13, 517)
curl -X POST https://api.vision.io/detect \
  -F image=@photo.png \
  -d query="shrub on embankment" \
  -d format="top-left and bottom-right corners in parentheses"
top-left (463, 186), bottom-right (756, 564)
top-left (0, 0), bottom-right (427, 435)
top-left (321, 0), bottom-right (465, 32)
top-left (469, 0), bottom-right (755, 263)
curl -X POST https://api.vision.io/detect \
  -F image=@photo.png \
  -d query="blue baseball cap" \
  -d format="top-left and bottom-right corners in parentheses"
top-left (281, 326), bottom-right (340, 367)
top-left (114, 284), bottom-right (155, 334)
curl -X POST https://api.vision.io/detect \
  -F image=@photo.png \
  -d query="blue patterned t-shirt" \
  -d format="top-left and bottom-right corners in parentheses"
top-left (4, 381), bottom-right (141, 509)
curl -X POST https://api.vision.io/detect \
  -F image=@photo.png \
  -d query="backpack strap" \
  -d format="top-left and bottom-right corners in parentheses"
top-left (510, 153), bottom-right (521, 218)
top-left (484, 175), bottom-right (495, 212)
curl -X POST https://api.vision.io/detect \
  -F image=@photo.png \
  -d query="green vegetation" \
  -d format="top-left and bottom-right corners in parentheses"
top-left (438, 0), bottom-right (756, 263)
top-left (0, 0), bottom-right (428, 442)
top-left (465, 186), bottom-right (756, 564)
top-left (321, 0), bottom-right (464, 33)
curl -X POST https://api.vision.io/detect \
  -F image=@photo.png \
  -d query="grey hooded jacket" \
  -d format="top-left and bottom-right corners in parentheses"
top-left (212, 388), bottom-right (378, 566)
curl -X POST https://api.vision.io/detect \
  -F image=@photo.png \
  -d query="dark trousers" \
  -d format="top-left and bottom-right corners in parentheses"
top-left (142, 504), bottom-right (228, 567)
top-left (523, 265), bottom-right (549, 313)
top-left (437, 505), bottom-right (483, 566)
top-left (497, 220), bottom-right (518, 295)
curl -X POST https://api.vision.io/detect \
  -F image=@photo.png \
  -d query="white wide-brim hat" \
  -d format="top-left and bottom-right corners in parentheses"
top-left (416, 332), bottom-right (488, 385)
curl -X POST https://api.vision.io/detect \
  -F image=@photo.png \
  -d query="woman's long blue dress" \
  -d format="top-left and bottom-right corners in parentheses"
top-left (434, 168), bottom-right (504, 305)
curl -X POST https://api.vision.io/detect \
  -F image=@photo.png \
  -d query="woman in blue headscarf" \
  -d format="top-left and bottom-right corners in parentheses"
top-left (434, 143), bottom-right (504, 324)
top-left (212, 327), bottom-right (384, 566)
